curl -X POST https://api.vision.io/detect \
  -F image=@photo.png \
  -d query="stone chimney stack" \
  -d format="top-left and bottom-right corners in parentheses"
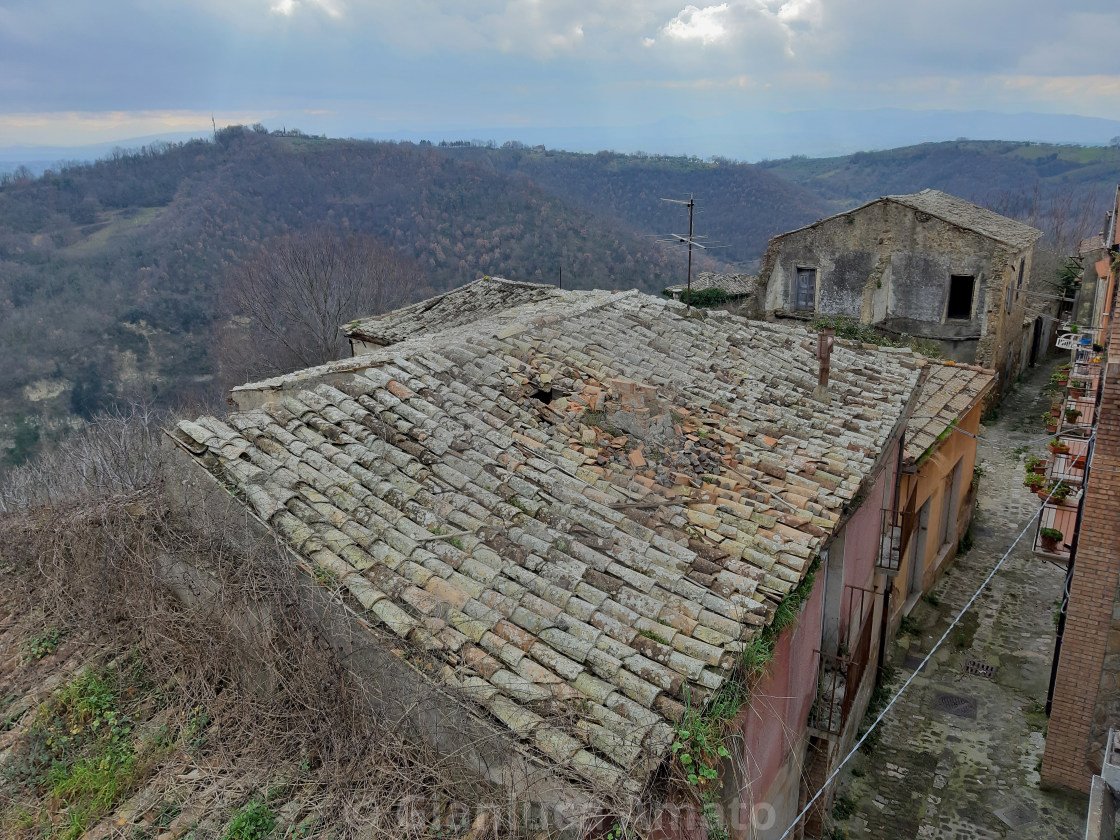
top-left (814, 327), bottom-right (835, 403)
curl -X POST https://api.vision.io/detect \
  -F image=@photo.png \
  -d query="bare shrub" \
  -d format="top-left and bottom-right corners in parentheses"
top-left (0, 400), bottom-right (171, 512)
top-left (0, 492), bottom-right (525, 838)
top-left (219, 229), bottom-right (425, 385)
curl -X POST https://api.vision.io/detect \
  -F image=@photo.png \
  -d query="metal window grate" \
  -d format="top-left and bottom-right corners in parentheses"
top-left (963, 659), bottom-right (996, 679)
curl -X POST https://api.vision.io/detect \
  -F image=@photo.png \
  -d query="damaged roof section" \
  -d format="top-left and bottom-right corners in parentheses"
top-left (172, 285), bottom-right (925, 795)
top-left (345, 276), bottom-right (555, 348)
top-left (904, 362), bottom-right (996, 466)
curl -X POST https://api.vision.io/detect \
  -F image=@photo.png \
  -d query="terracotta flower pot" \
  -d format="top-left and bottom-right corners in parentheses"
top-left (1049, 443), bottom-right (1068, 455)
top-left (1041, 535), bottom-right (1060, 552)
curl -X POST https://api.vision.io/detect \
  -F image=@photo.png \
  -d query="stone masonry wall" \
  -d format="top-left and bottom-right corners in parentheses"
top-left (757, 200), bottom-right (1033, 388)
top-left (1043, 279), bottom-right (1120, 793)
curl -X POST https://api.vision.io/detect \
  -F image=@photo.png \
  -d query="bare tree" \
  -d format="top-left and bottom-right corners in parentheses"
top-left (220, 229), bottom-right (425, 380)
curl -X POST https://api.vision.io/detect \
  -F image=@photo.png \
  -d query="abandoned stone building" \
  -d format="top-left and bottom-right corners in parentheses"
top-left (169, 279), bottom-right (991, 838)
top-left (756, 189), bottom-right (1043, 390)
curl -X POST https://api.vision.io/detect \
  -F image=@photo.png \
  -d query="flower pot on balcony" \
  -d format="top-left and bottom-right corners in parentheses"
top-left (1040, 531), bottom-right (1062, 552)
top-left (1072, 455), bottom-right (1087, 469)
top-left (1049, 440), bottom-right (1069, 455)
top-left (1046, 421), bottom-right (1059, 434)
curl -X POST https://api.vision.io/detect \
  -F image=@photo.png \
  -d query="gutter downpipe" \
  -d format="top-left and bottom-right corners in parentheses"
top-left (1046, 436), bottom-right (1092, 716)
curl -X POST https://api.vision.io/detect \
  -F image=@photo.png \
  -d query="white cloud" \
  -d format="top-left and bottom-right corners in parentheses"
top-left (662, 4), bottom-right (731, 45)
top-left (268, 0), bottom-right (342, 19)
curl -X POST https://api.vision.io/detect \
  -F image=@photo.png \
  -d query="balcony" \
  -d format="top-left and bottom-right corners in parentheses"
top-left (810, 586), bottom-right (876, 736)
top-left (1033, 498), bottom-right (1079, 566)
top-left (1048, 437), bottom-right (1090, 487)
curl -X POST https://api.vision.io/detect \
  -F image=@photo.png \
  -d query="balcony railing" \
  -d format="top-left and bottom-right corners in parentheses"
top-left (1033, 499), bottom-right (1079, 564)
top-left (1048, 438), bottom-right (1090, 487)
top-left (877, 507), bottom-right (902, 576)
top-left (810, 585), bottom-right (876, 736)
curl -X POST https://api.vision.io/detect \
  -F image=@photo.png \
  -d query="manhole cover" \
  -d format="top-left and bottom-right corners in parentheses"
top-left (994, 801), bottom-right (1037, 829)
top-left (963, 659), bottom-right (996, 678)
top-left (932, 691), bottom-right (977, 718)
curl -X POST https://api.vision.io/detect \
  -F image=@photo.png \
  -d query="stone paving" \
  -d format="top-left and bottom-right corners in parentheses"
top-left (833, 360), bottom-right (1088, 840)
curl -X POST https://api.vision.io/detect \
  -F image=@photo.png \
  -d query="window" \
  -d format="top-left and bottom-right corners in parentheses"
top-left (1017, 258), bottom-right (1025, 293)
top-left (946, 274), bottom-right (975, 320)
top-left (794, 267), bottom-right (817, 312)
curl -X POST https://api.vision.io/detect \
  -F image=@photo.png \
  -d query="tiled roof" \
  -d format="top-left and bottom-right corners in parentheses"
top-left (172, 289), bottom-right (924, 794)
top-left (345, 276), bottom-right (555, 347)
top-left (886, 189), bottom-right (1043, 251)
top-left (665, 273), bottom-right (757, 297)
top-left (904, 362), bottom-right (996, 465)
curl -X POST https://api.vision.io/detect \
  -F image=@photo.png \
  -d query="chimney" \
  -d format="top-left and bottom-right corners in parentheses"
top-left (814, 327), bottom-right (835, 403)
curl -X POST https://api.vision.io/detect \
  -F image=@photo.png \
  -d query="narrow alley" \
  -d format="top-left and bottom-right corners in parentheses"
top-left (833, 361), bottom-right (1088, 839)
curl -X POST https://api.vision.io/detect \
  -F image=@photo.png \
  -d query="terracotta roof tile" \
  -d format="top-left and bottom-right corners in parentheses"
top-left (173, 283), bottom-right (924, 792)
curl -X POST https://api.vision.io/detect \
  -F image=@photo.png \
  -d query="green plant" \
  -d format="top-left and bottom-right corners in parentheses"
top-left (20, 627), bottom-right (64, 664)
top-left (639, 628), bottom-right (670, 645)
top-left (1024, 455), bottom-right (1045, 473)
top-left (1024, 472), bottom-right (1045, 490)
top-left (832, 792), bottom-right (857, 820)
top-left (1048, 482), bottom-right (1072, 503)
top-left (507, 495), bottom-right (529, 514)
top-left (898, 615), bottom-right (921, 636)
top-left (1040, 527), bottom-right (1063, 542)
top-left (1065, 408), bottom-right (1081, 422)
top-left (921, 592), bottom-right (940, 607)
top-left (11, 663), bottom-right (154, 840)
top-left (670, 700), bottom-right (731, 789)
top-left (222, 798), bottom-right (276, 840)
top-left (957, 527), bottom-right (974, 555)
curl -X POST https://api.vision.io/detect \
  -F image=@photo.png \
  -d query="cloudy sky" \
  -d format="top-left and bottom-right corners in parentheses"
top-left (2, 0), bottom-right (1119, 155)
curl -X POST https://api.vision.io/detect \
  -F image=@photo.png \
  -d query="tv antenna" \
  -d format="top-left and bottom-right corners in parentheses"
top-left (657, 195), bottom-right (721, 307)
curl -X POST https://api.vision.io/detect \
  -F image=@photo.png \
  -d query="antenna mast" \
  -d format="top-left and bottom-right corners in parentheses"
top-left (658, 194), bottom-right (708, 307)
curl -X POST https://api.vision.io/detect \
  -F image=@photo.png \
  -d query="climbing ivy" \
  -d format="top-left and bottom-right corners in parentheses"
top-left (668, 559), bottom-right (820, 832)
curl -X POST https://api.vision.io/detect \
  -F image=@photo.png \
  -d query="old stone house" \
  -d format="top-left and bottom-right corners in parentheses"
top-left (756, 189), bottom-right (1043, 391)
top-left (169, 279), bottom-right (988, 838)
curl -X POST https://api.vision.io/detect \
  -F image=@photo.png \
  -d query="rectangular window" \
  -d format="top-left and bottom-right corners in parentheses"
top-left (946, 274), bottom-right (975, 320)
top-left (1017, 258), bottom-right (1025, 292)
top-left (794, 267), bottom-right (817, 311)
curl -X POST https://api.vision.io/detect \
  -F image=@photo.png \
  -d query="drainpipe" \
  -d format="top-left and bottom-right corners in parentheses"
top-left (877, 438), bottom-right (905, 684)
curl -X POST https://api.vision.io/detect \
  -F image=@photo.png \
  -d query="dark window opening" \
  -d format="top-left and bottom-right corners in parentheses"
top-left (1017, 258), bottom-right (1025, 292)
top-left (946, 275), bottom-right (975, 320)
top-left (794, 267), bottom-right (817, 311)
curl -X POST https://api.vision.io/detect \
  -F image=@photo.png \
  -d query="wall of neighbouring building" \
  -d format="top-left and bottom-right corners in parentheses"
top-left (716, 440), bottom-right (898, 839)
top-left (1043, 277), bottom-right (1120, 794)
top-left (757, 200), bottom-right (1033, 385)
top-left (890, 404), bottom-right (983, 626)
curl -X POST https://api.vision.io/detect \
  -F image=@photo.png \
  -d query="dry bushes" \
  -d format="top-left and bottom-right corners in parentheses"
top-left (1, 489), bottom-right (530, 838)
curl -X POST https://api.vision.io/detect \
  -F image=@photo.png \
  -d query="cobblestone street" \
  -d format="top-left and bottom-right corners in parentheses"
top-left (833, 360), bottom-right (1088, 839)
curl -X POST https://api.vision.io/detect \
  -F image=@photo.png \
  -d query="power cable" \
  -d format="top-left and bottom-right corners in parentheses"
top-left (775, 487), bottom-right (1050, 840)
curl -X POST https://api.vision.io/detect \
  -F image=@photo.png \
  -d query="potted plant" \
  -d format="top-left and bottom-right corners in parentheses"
top-left (1069, 380), bottom-right (1086, 398)
top-left (1093, 343), bottom-right (1104, 352)
top-left (1051, 370), bottom-right (1069, 387)
top-left (1040, 527), bottom-right (1063, 552)
top-left (1049, 482), bottom-right (1072, 504)
top-left (1049, 438), bottom-right (1069, 455)
top-left (1064, 407), bottom-right (1082, 424)
top-left (1025, 455), bottom-right (1048, 475)
top-left (1044, 413), bottom-right (1059, 434)
top-left (1025, 472), bottom-right (1046, 492)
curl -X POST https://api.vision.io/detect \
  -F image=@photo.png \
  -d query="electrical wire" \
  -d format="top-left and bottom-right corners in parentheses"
top-left (949, 423), bottom-right (1095, 449)
top-left (775, 488), bottom-right (1051, 840)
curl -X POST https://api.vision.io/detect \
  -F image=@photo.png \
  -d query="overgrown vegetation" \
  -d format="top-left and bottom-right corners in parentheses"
top-left (811, 315), bottom-right (942, 358)
top-left (666, 560), bottom-right (820, 835)
top-left (2, 658), bottom-right (162, 840)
